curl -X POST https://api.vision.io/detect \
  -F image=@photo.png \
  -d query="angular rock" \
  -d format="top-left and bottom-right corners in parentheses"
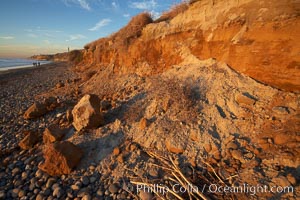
top-left (43, 124), bottom-right (66, 144)
top-left (18, 131), bottom-right (39, 150)
top-left (23, 102), bottom-right (47, 119)
top-left (39, 141), bottom-right (83, 176)
top-left (72, 94), bottom-right (104, 131)
top-left (23, 97), bottom-right (59, 119)
top-left (235, 93), bottom-right (256, 106)
top-left (165, 139), bottom-right (184, 154)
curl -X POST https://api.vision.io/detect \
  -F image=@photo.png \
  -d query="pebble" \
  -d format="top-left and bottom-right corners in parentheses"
top-left (46, 178), bottom-right (56, 188)
top-left (77, 188), bottom-right (89, 197)
top-left (11, 188), bottom-right (20, 198)
top-left (0, 191), bottom-right (5, 199)
top-left (81, 176), bottom-right (90, 185)
top-left (53, 187), bottom-right (64, 198)
top-left (12, 168), bottom-right (20, 176)
top-left (139, 191), bottom-right (154, 200)
top-left (36, 194), bottom-right (44, 200)
top-left (82, 194), bottom-right (92, 200)
top-left (96, 189), bottom-right (104, 196)
top-left (35, 169), bottom-right (43, 178)
top-left (148, 168), bottom-right (159, 178)
top-left (71, 181), bottom-right (82, 190)
top-left (51, 183), bottom-right (60, 190)
top-left (43, 188), bottom-right (51, 196)
top-left (89, 176), bottom-right (97, 183)
top-left (108, 183), bottom-right (119, 194)
top-left (18, 189), bottom-right (26, 198)
top-left (21, 171), bottom-right (28, 180)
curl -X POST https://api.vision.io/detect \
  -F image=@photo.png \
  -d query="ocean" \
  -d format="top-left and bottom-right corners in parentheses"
top-left (0, 58), bottom-right (51, 71)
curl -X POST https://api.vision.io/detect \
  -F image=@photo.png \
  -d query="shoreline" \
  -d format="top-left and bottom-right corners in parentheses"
top-left (0, 61), bottom-right (66, 76)
top-left (0, 63), bottom-right (50, 72)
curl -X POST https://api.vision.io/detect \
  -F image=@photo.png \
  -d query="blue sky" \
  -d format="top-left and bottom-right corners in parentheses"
top-left (0, 0), bottom-right (182, 58)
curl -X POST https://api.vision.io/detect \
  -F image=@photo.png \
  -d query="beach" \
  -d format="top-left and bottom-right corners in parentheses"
top-left (0, 62), bottom-right (76, 151)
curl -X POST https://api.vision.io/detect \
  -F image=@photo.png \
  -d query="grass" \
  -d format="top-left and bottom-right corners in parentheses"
top-left (155, 2), bottom-right (189, 23)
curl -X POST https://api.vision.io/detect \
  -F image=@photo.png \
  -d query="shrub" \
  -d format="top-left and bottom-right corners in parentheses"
top-left (155, 2), bottom-right (189, 23)
top-left (68, 50), bottom-right (83, 64)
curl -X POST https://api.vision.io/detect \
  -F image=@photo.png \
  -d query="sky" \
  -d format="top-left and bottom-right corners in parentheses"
top-left (0, 0), bottom-right (183, 58)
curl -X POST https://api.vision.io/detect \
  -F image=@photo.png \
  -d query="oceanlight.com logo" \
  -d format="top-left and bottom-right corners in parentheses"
top-left (132, 183), bottom-right (294, 196)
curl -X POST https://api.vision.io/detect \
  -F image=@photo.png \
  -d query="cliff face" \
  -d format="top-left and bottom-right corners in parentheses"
top-left (77, 0), bottom-right (300, 93)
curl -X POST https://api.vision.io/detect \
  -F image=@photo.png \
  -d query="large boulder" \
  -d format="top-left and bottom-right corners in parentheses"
top-left (18, 131), bottom-right (39, 150)
top-left (72, 94), bottom-right (104, 131)
top-left (39, 141), bottom-right (83, 176)
top-left (23, 102), bottom-right (47, 119)
top-left (43, 124), bottom-right (67, 144)
top-left (23, 97), bottom-right (59, 119)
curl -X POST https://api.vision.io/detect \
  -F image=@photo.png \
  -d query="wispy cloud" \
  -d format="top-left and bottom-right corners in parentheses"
top-left (62, 0), bottom-right (91, 11)
top-left (123, 13), bottom-right (130, 18)
top-left (27, 33), bottom-right (38, 38)
top-left (0, 36), bottom-right (14, 40)
top-left (89, 19), bottom-right (111, 31)
top-left (66, 34), bottom-right (86, 41)
top-left (112, 1), bottom-right (118, 9)
top-left (78, 0), bottom-right (91, 10)
top-left (130, 0), bottom-right (157, 10)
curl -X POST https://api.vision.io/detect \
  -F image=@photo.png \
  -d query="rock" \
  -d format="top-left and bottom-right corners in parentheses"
top-left (272, 176), bottom-right (291, 187)
top-left (23, 97), bottom-right (59, 119)
top-left (226, 142), bottom-right (238, 150)
top-left (204, 143), bottom-right (212, 152)
top-left (108, 183), bottom-right (119, 194)
top-left (139, 118), bottom-right (148, 130)
top-left (82, 194), bottom-right (91, 200)
top-left (272, 106), bottom-right (290, 115)
top-left (53, 187), bottom-right (64, 198)
top-left (287, 173), bottom-right (297, 185)
top-left (39, 141), bottom-right (83, 176)
top-left (0, 191), bottom-right (6, 199)
top-left (12, 168), bottom-right (20, 176)
top-left (235, 93), bottom-right (256, 106)
top-left (11, 188), bottom-right (20, 198)
top-left (96, 189), bottom-right (104, 196)
top-left (36, 194), bottom-right (44, 200)
top-left (148, 168), bottom-right (159, 178)
top-left (35, 169), bottom-right (43, 178)
top-left (165, 139), bottom-right (184, 154)
top-left (23, 102), bottom-right (47, 119)
top-left (81, 176), bottom-right (90, 186)
top-left (113, 147), bottom-right (120, 156)
top-left (273, 133), bottom-right (290, 145)
top-left (231, 149), bottom-right (246, 163)
top-left (46, 178), bottom-right (56, 188)
top-left (18, 190), bottom-right (25, 198)
top-left (71, 184), bottom-right (80, 191)
top-left (43, 124), bottom-right (66, 144)
top-left (139, 191), bottom-right (154, 200)
top-left (18, 131), bottom-right (39, 150)
top-left (72, 94), bottom-right (104, 131)
top-left (89, 176), bottom-right (97, 183)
